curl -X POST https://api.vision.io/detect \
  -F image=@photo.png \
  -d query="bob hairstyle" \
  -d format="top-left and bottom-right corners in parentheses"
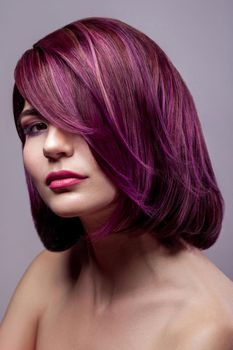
top-left (13, 17), bottom-right (224, 252)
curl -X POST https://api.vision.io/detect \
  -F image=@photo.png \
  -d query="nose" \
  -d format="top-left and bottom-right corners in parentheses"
top-left (43, 125), bottom-right (74, 161)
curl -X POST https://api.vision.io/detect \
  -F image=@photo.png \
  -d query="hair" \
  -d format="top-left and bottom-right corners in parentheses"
top-left (13, 17), bottom-right (224, 252)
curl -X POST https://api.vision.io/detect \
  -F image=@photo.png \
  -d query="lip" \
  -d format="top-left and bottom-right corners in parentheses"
top-left (45, 170), bottom-right (88, 188)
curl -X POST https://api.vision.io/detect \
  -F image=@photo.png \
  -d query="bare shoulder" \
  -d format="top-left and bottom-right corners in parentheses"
top-left (0, 248), bottom-right (66, 349)
top-left (169, 292), bottom-right (233, 350)
top-left (178, 316), bottom-right (233, 350)
top-left (163, 247), bottom-right (233, 349)
top-left (1, 249), bottom-right (52, 324)
top-left (169, 320), bottom-right (233, 350)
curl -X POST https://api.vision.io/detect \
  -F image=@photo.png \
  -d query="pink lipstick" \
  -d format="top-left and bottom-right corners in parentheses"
top-left (46, 170), bottom-right (87, 189)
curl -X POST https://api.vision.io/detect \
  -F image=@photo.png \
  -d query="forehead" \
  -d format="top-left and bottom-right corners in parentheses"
top-left (22, 100), bottom-right (32, 111)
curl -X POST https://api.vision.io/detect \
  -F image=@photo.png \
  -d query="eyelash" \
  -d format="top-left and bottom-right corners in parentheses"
top-left (22, 121), bottom-right (48, 136)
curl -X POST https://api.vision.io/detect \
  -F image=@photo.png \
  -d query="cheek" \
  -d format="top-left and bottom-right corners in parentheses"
top-left (94, 171), bottom-right (118, 202)
top-left (22, 144), bottom-right (40, 179)
top-left (23, 146), bottom-right (31, 169)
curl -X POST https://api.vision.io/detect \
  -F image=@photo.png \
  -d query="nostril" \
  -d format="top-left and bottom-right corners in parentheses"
top-left (43, 149), bottom-right (66, 161)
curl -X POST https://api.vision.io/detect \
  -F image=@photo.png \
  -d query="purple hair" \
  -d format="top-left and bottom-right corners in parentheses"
top-left (13, 17), bottom-right (224, 251)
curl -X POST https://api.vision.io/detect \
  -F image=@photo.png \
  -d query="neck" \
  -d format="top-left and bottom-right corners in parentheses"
top-left (79, 229), bottom-right (181, 311)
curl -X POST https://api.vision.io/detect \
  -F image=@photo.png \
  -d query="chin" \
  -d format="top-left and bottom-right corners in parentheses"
top-left (49, 206), bottom-right (84, 218)
top-left (54, 211), bottom-right (80, 218)
top-left (41, 190), bottom-right (118, 220)
top-left (51, 201), bottom-right (116, 223)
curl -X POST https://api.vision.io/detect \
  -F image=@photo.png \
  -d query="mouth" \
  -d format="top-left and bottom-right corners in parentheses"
top-left (45, 170), bottom-right (88, 189)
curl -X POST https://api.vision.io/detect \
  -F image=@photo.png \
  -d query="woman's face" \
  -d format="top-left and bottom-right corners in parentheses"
top-left (20, 101), bottom-right (118, 229)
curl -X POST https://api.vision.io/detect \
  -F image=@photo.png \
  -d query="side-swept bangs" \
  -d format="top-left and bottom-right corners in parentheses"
top-left (13, 17), bottom-right (224, 252)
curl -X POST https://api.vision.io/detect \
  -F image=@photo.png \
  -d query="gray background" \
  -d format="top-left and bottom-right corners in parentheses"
top-left (0, 0), bottom-right (232, 320)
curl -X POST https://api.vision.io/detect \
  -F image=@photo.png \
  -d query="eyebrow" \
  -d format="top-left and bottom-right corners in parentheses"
top-left (18, 108), bottom-right (42, 124)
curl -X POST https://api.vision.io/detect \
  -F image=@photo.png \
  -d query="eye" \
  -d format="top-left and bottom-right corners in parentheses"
top-left (22, 121), bottom-right (48, 136)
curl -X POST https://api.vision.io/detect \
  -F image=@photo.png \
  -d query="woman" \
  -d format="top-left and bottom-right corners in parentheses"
top-left (1, 17), bottom-right (233, 349)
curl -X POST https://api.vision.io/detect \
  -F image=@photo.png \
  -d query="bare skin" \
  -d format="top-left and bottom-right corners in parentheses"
top-left (1, 101), bottom-right (233, 348)
top-left (1, 231), bottom-right (233, 349)
top-left (35, 234), bottom-right (233, 350)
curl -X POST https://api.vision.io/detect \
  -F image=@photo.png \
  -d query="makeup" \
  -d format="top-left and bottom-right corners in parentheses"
top-left (46, 170), bottom-right (88, 189)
